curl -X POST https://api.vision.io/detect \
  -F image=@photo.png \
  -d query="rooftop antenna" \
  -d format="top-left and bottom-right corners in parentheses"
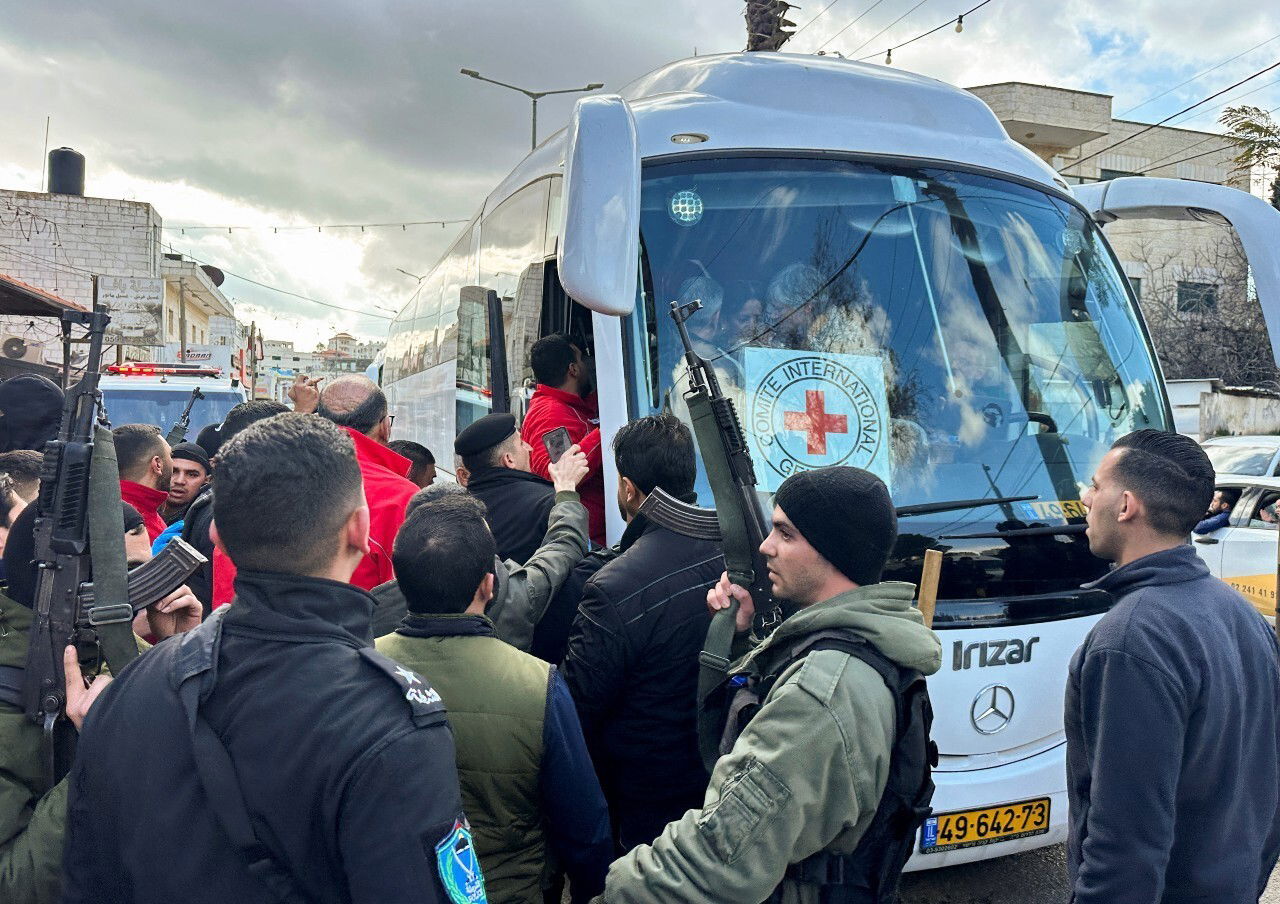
top-left (39, 116), bottom-right (50, 191)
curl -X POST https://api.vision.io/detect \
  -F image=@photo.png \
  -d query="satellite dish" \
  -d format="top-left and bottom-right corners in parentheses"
top-left (200, 265), bottom-right (226, 287)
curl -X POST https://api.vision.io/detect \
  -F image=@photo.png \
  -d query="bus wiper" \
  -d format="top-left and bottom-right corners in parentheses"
top-left (897, 495), bottom-right (1039, 518)
top-left (940, 523), bottom-right (1087, 539)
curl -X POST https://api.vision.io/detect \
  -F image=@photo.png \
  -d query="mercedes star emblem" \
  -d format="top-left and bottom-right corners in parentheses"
top-left (970, 684), bottom-right (1015, 735)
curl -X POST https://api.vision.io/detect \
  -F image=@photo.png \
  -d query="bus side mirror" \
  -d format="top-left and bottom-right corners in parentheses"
top-left (558, 94), bottom-right (640, 317)
top-left (1074, 177), bottom-right (1280, 366)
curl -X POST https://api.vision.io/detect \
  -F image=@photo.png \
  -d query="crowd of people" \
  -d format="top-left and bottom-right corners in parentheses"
top-left (0, 331), bottom-right (1279, 904)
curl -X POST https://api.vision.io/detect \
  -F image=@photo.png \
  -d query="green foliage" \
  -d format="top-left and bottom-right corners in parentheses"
top-left (1218, 105), bottom-right (1280, 178)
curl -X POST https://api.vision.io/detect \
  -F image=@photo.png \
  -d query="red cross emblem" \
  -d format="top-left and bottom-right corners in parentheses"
top-left (783, 389), bottom-right (848, 455)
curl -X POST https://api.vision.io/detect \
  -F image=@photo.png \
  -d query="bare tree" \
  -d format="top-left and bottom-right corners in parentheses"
top-left (1129, 233), bottom-right (1278, 387)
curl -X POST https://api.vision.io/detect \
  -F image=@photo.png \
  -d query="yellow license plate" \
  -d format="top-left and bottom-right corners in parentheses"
top-left (919, 797), bottom-right (1050, 853)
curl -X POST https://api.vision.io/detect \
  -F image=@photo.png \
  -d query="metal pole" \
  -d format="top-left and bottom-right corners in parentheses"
top-left (531, 96), bottom-right (538, 151)
top-left (178, 277), bottom-right (188, 363)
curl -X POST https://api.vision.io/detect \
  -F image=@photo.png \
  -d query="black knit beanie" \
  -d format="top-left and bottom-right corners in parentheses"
top-left (773, 466), bottom-right (897, 585)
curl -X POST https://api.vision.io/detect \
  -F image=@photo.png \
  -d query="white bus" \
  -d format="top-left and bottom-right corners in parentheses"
top-left (383, 52), bottom-right (1280, 868)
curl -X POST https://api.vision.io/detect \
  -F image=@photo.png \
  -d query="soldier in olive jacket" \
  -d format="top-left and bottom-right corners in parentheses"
top-left (595, 467), bottom-right (942, 904)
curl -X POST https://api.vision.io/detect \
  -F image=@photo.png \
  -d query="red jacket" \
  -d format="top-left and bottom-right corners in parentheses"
top-left (521, 386), bottom-right (605, 546)
top-left (120, 480), bottom-right (168, 542)
top-left (343, 427), bottom-right (419, 591)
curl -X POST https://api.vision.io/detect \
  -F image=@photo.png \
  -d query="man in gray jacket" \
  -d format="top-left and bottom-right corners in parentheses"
top-left (372, 444), bottom-right (590, 650)
top-left (595, 466), bottom-right (941, 904)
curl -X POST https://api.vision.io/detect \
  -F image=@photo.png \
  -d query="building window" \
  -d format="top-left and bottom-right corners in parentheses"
top-left (168, 310), bottom-right (175, 336)
top-left (1128, 276), bottom-right (1142, 301)
top-left (1176, 281), bottom-right (1217, 313)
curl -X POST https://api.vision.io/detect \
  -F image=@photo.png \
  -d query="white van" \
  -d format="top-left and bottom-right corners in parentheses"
top-left (99, 362), bottom-right (246, 440)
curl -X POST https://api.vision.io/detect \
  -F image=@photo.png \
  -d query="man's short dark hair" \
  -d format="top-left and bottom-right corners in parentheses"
top-left (1219, 487), bottom-right (1242, 508)
top-left (317, 377), bottom-right (388, 435)
top-left (220, 400), bottom-right (288, 444)
top-left (1112, 429), bottom-right (1215, 536)
top-left (530, 334), bottom-right (581, 388)
top-left (389, 440), bottom-right (434, 467)
top-left (393, 497), bottom-right (496, 615)
top-left (214, 413), bottom-right (364, 576)
top-left (404, 482), bottom-right (480, 520)
top-left (112, 424), bottom-right (165, 480)
top-left (0, 449), bottom-right (43, 498)
top-left (613, 414), bottom-right (696, 497)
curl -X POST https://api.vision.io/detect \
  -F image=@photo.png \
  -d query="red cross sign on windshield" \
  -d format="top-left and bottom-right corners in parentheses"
top-left (783, 389), bottom-right (848, 455)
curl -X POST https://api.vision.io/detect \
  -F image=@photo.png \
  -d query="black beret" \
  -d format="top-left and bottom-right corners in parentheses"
top-left (170, 441), bottom-right (211, 472)
top-left (454, 413), bottom-right (517, 457)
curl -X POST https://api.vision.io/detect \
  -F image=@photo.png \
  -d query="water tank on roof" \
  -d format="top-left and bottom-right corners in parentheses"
top-left (48, 148), bottom-right (85, 196)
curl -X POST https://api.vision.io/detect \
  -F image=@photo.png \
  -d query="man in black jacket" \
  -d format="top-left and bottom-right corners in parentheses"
top-left (62, 413), bottom-right (473, 904)
top-left (456, 412), bottom-right (556, 564)
top-left (1070, 429), bottom-right (1280, 904)
top-left (562, 414), bottom-right (723, 852)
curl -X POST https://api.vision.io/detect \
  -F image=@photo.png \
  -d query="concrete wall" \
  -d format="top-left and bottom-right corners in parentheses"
top-left (1201, 391), bottom-right (1280, 438)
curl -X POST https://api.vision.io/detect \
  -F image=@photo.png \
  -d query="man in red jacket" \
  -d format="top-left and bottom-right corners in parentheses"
top-left (318, 375), bottom-right (417, 590)
top-left (521, 334), bottom-right (605, 546)
top-left (113, 423), bottom-right (172, 541)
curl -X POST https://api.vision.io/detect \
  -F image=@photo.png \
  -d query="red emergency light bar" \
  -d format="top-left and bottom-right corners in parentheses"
top-left (107, 363), bottom-right (223, 377)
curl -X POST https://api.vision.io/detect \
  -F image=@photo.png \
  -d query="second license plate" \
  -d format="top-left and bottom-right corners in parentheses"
top-left (919, 797), bottom-right (1050, 854)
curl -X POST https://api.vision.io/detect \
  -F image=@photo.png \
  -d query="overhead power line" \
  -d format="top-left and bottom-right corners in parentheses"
top-left (791, 0), bottom-right (846, 40)
top-left (162, 217), bottom-right (470, 235)
top-left (854, 0), bottom-right (995, 63)
top-left (814, 0), bottom-right (888, 50)
top-left (848, 0), bottom-right (932, 58)
top-left (1117, 31), bottom-right (1280, 117)
top-left (1060, 57), bottom-right (1280, 172)
top-left (160, 242), bottom-right (396, 320)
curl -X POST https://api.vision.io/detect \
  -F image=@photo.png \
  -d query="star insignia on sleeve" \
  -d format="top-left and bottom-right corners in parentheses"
top-left (394, 665), bottom-right (421, 685)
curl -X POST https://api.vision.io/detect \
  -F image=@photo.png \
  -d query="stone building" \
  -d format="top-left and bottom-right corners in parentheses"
top-left (0, 161), bottom-right (238, 369)
top-left (969, 82), bottom-right (1275, 385)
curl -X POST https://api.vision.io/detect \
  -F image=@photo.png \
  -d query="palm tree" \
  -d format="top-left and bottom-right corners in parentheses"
top-left (1219, 105), bottom-right (1280, 210)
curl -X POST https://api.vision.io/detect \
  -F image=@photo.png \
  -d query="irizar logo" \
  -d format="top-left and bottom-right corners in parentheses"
top-left (952, 637), bottom-right (1040, 670)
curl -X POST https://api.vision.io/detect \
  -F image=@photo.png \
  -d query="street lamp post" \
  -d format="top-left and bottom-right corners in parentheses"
top-left (460, 69), bottom-right (604, 151)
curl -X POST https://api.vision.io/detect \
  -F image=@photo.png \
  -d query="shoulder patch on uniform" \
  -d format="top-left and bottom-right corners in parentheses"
top-left (434, 819), bottom-right (487, 903)
top-left (358, 647), bottom-right (446, 725)
top-left (792, 648), bottom-right (847, 705)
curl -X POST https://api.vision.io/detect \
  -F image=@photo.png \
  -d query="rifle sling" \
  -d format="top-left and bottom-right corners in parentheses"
top-left (88, 426), bottom-right (140, 675)
top-left (686, 388), bottom-right (758, 773)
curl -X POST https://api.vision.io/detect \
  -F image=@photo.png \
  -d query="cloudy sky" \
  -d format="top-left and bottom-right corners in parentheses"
top-left (1, 0), bottom-right (1277, 347)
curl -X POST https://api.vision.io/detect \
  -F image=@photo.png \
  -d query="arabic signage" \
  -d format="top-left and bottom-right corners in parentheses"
top-left (99, 276), bottom-right (163, 346)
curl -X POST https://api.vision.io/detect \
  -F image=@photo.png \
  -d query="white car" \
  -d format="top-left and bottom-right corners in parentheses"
top-left (1201, 435), bottom-right (1280, 479)
top-left (1191, 474), bottom-right (1280, 624)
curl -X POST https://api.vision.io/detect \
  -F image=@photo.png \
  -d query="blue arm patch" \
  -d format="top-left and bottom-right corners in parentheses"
top-left (434, 819), bottom-right (487, 903)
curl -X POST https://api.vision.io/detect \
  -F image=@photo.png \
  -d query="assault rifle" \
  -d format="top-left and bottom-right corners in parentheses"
top-left (641, 299), bottom-right (779, 772)
top-left (22, 310), bottom-right (205, 787)
top-left (165, 386), bottom-right (205, 445)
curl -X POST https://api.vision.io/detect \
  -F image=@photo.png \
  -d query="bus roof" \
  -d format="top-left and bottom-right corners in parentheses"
top-left (484, 52), bottom-right (1064, 215)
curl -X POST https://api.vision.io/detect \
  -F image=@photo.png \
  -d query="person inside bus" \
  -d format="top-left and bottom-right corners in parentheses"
top-left (1193, 487), bottom-right (1240, 534)
top-left (1071, 430), bottom-right (1280, 904)
top-left (521, 334), bottom-right (605, 546)
top-left (113, 423), bottom-right (172, 542)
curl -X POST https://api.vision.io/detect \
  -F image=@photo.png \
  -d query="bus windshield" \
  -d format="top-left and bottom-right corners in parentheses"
top-left (630, 156), bottom-right (1169, 597)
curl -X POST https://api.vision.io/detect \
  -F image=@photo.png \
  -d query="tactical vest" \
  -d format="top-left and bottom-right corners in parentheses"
top-left (715, 629), bottom-right (937, 904)
top-left (378, 620), bottom-right (549, 904)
